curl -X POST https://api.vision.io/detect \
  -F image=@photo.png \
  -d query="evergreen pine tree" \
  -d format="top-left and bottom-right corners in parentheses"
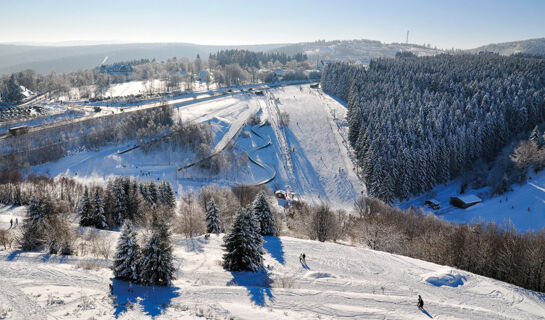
top-left (140, 217), bottom-right (175, 286)
top-left (205, 199), bottom-right (222, 234)
top-left (252, 192), bottom-right (276, 236)
top-left (78, 188), bottom-right (93, 227)
top-left (159, 181), bottom-right (176, 209)
top-left (530, 126), bottom-right (542, 147)
top-left (126, 181), bottom-right (140, 221)
top-left (222, 207), bottom-right (263, 272)
top-left (113, 182), bottom-right (128, 227)
top-left (113, 221), bottom-right (141, 282)
top-left (20, 196), bottom-right (54, 251)
top-left (148, 181), bottom-right (159, 205)
top-left (92, 189), bottom-right (108, 230)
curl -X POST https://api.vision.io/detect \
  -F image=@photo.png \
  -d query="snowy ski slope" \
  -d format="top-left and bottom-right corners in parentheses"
top-left (0, 211), bottom-right (543, 320)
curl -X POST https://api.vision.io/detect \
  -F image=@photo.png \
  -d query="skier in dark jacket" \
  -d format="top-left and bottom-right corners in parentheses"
top-left (417, 295), bottom-right (424, 309)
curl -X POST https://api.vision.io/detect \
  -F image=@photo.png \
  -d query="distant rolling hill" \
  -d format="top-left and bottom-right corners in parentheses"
top-left (0, 43), bottom-right (286, 75)
top-left (273, 39), bottom-right (443, 64)
top-left (467, 37), bottom-right (545, 56)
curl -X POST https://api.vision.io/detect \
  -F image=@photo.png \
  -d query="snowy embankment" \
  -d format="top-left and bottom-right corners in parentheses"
top-left (30, 93), bottom-right (260, 192)
top-left (399, 169), bottom-right (545, 232)
top-left (0, 215), bottom-right (543, 319)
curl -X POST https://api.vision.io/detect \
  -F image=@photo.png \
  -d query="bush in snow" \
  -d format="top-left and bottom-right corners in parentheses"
top-left (44, 214), bottom-right (75, 255)
top-left (113, 221), bottom-right (141, 282)
top-left (174, 194), bottom-right (205, 238)
top-left (222, 207), bottom-right (263, 272)
top-left (309, 204), bottom-right (339, 242)
top-left (205, 199), bottom-right (222, 234)
top-left (140, 217), bottom-right (175, 286)
top-left (252, 192), bottom-right (277, 236)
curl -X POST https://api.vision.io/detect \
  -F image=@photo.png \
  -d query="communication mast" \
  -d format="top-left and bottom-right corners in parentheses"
top-left (406, 30), bottom-right (409, 44)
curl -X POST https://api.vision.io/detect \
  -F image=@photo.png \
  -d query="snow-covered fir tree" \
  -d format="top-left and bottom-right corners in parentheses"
top-left (140, 217), bottom-right (175, 286)
top-left (126, 181), bottom-right (140, 221)
top-left (252, 192), bottom-right (277, 236)
top-left (158, 181), bottom-right (176, 208)
top-left (20, 196), bottom-right (55, 251)
top-left (113, 221), bottom-right (141, 282)
top-left (78, 187), bottom-right (93, 227)
top-left (222, 207), bottom-right (263, 272)
top-left (112, 182), bottom-right (128, 227)
top-left (147, 181), bottom-right (159, 205)
top-left (92, 189), bottom-right (108, 230)
top-left (205, 199), bottom-right (222, 234)
top-left (530, 126), bottom-right (542, 148)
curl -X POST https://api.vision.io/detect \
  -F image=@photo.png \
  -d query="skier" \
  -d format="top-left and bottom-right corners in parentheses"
top-left (15, 218), bottom-right (18, 226)
top-left (417, 295), bottom-right (424, 309)
top-left (299, 253), bottom-right (306, 265)
top-left (10, 219), bottom-right (13, 229)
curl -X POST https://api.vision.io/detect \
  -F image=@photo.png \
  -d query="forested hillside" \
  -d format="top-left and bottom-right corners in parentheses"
top-left (321, 54), bottom-right (545, 202)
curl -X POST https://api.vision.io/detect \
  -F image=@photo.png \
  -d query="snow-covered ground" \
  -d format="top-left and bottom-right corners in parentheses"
top-left (0, 206), bottom-right (543, 319)
top-left (104, 80), bottom-right (215, 98)
top-left (28, 84), bottom-right (363, 209)
top-left (398, 169), bottom-right (545, 232)
top-left (30, 92), bottom-right (261, 194)
top-left (269, 86), bottom-right (364, 207)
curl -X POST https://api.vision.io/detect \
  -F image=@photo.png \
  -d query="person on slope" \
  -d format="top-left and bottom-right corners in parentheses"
top-left (299, 253), bottom-right (307, 265)
top-left (417, 295), bottom-right (424, 309)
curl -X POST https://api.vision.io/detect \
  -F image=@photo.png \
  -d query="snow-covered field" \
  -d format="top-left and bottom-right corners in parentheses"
top-left (399, 169), bottom-right (545, 232)
top-left (105, 80), bottom-right (214, 98)
top-left (28, 84), bottom-right (363, 209)
top-left (0, 206), bottom-right (543, 319)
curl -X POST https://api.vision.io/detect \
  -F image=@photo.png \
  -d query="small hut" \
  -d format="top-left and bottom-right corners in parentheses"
top-left (450, 194), bottom-right (481, 209)
top-left (424, 199), bottom-right (440, 210)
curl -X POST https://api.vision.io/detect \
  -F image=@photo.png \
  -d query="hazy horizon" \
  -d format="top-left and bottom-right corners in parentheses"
top-left (1, 0), bottom-right (544, 50)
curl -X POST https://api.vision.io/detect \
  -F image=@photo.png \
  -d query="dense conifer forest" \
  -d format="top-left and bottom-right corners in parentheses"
top-left (321, 54), bottom-right (545, 202)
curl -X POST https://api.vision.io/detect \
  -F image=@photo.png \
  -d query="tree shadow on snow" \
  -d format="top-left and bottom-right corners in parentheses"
top-left (420, 308), bottom-right (433, 319)
top-left (40, 253), bottom-right (68, 263)
top-left (6, 250), bottom-right (22, 261)
top-left (263, 236), bottom-right (285, 265)
top-left (111, 278), bottom-right (180, 318)
top-left (226, 269), bottom-right (274, 307)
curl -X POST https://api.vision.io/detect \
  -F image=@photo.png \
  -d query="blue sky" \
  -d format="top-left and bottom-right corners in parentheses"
top-left (1, 0), bottom-right (544, 49)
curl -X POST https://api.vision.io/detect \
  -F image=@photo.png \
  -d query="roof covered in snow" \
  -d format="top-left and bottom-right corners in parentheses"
top-left (452, 194), bottom-right (481, 204)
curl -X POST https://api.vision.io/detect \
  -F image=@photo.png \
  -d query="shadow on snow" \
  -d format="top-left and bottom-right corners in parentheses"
top-left (263, 236), bottom-right (285, 265)
top-left (420, 307), bottom-right (433, 318)
top-left (111, 278), bottom-right (180, 318)
top-left (226, 269), bottom-right (274, 307)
